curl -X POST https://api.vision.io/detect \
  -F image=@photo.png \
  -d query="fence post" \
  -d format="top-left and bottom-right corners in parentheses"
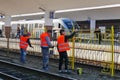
top-left (71, 23), bottom-right (75, 70)
top-left (111, 26), bottom-right (114, 76)
top-left (71, 37), bottom-right (75, 70)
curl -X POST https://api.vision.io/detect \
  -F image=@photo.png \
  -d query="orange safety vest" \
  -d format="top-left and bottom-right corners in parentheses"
top-left (20, 36), bottom-right (29, 49)
top-left (57, 35), bottom-right (70, 52)
top-left (40, 32), bottom-right (49, 47)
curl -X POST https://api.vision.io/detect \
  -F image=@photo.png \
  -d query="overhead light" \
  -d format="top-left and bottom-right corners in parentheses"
top-left (12, 12), bottom-right (45, 17)
top-left (56, 4), bottom-right (120, 13)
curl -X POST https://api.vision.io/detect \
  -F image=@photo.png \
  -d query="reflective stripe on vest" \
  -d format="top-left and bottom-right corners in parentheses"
top-left (57, 35), bottom-right (70, 52)
top-left (58, 43), bottom-right (70, 52)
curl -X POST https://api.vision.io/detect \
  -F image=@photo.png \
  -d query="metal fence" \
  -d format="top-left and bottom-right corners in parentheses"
top-left (0, 26), bottom-right (119, 76)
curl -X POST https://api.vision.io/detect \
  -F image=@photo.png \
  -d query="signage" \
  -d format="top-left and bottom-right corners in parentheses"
top-left (49, 11), bottom-right (54, 19)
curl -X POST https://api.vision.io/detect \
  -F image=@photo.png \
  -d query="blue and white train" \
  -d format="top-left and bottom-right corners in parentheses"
top-left (0, 18), bottom-right (80, 38)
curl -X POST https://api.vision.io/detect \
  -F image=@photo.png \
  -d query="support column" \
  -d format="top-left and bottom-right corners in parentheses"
top-left (4, 15), bottom-right (11, 54)
top-left (5, 15), bottom-right (11, 38)
top-left (44, 11), bottom-right (54, 31)
top-left (90, 19), bottom-right (96, 33)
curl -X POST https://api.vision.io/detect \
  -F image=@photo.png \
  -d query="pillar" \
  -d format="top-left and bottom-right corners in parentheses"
top-left (5, 15), bottom-right (11, 38)
top-left (44, 11), bottom-right (54, 31)
top-left (90, 19), bottom-right (96, 33)
top-left (4, 15), bottom-right (11, 54)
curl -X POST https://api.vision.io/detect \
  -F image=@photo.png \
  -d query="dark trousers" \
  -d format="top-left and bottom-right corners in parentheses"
top-left (20, 48), bottom-right (27, 63)
top-left (41, 47), bottom-right (49, 70)
top-left (59, 51), bottom-right (68, 70)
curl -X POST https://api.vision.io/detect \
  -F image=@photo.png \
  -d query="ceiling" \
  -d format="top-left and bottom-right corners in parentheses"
top-left (0, 0), bottom-right (120, 15)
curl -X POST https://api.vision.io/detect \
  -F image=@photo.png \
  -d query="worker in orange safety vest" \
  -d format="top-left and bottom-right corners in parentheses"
top-left (40, 30), bottom-right (54, 70)
top-left (19, 32), bottom-right (33, 63)
top-left (57, 29), bottom-right (77, 73)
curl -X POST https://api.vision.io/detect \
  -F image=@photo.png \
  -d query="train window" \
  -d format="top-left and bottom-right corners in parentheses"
top-left (58, 23), bottom-right (61, 28)
top-left (29, 24), bottom-right (33, 32)
top-left (114, 25), bottom-right (120, 33)
top-left (21, 24), bottom-right (24, 28)
top-left (2, 25), bottom-right (4, 31)
top-left (17, 24), bottom-right (20, 27)
top-left (25, 24), bottom-right (28, 28)
top-left (39, 24), bottom-right (42, 28)
top-left (35, 23), bottom-right (38, 28)
top-left (73, 21), bottom-right (80, 29)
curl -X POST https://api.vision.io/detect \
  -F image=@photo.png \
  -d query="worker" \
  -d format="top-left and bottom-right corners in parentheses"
top-left (15, 27), bottom-right (20, 38)
top-left (40, 30), bottom-right (54, 71)
top-left (19, 32), bottom-right (33, 63)
top-left (57, 29), bottom-right (77, 73)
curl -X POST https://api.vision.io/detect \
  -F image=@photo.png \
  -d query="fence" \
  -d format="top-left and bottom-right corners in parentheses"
top-left (0, 26), bottom-right (118, 76)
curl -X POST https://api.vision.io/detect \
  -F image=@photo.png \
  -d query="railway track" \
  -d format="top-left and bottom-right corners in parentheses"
top-left (0, 72), bottom-right (21, 80)
top-left (0, 50), bottom-right (120, 80)
top-left (1, 47), bottom-right (120, 71)
top-left (0, 60), bottom-right (76, 80)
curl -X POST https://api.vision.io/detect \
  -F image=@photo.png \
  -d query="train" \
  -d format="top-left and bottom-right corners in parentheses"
top-left (0, 18), bottom-right (80, 38)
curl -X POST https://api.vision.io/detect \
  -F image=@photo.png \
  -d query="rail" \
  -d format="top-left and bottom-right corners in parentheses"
top-left (0, 72), bottom-right (21, 80)
top-left (0, 60), bottom-right (76, 80)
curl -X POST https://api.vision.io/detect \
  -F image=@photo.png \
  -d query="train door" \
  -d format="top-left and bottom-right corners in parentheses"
top-left (24, 24), bottom-right (28, 34)
top-left (29, 24), bottom-right (34, 38)
top-left (34, 23), bottom-right (39, 38)
top-left (38, 23), bottom-right (44, 35)
top-left (11, 24), bottom-right (17, 38)
top-left (33, 23), bottom-right (44, 38)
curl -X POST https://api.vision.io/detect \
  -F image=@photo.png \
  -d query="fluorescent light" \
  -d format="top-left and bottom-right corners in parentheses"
top-left (12, 12), bottom-right (45, 17)
top-left (11, 4), bottom-right (120, 17)
top-left (56, 4), bottom-right (120, 13)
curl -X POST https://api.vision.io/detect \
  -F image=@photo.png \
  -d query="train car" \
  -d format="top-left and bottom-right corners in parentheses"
top-left (0, 18), bottom-right (80, 38)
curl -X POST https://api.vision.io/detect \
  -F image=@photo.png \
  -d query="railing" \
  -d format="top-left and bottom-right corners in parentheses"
top-left (0, 27), bottom-right (118, 77)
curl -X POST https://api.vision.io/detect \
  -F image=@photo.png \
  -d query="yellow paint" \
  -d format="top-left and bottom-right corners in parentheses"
top-left (71, 24), bottom-right (75, 70)
top-left (111, 26), bottom-right (114, 77)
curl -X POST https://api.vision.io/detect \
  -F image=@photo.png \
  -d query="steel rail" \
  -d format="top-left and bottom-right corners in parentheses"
top-left (0, 60), bottom-right (76, 80)
top-left (0, 72), bottom-right (21, 80)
